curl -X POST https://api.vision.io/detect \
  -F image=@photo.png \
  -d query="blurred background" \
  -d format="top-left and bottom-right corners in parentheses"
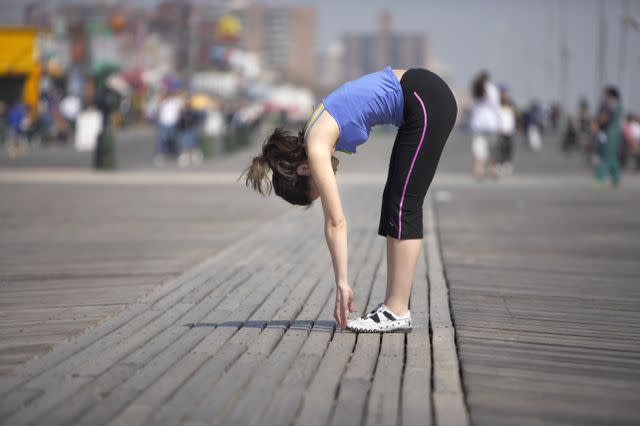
top-left (0, 0), bottom-right (638, 174)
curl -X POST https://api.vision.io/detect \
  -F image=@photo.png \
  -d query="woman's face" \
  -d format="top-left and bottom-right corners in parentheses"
top-left (307, 156), bottom-right (339, 201)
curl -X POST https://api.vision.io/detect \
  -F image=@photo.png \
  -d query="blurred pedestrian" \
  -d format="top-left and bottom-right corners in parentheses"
top-left (177, 99), bottom-right (203, 168)
top-left (523, 100), bottom-right (544, 152)
top-left (154, 88), bottom-right (183, 167)
top-left (6, 100), bottom-right (28, 158)
top-left (496, 86), bottom-right (516, 175)
top-left (592, 86), bottom-right (623, 188)
top-left (549, 102), bottom-right (562, 134)
top-left (203, 107), bottom-right (226, 155)
top-left (469, 71), bottom-right (501, 179)
top-left (577, 97), bottom-right (593, 164)
top-left (59, 93), bottom-right (82, 143)
top-left (562, 118), bottom-right (578, 154)
top-left (37, 92), bottom-right (54, 146)
top-left (623, 113), bottom-right (640, 173)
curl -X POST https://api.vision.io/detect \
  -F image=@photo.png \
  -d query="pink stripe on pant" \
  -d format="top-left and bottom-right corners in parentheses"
top-left (397, 91), bottom-right (428, 239)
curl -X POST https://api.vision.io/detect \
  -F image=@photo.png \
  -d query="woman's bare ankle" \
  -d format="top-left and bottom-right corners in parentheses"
top-left (383, 301), bottom-right (409, 317)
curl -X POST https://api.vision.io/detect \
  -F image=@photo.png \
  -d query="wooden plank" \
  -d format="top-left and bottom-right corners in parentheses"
top-left (330, 235), bottom-right (387, 426)
top-left (425, 196), bottom-right (470, 426)
top-left (402, 234), bottom-right (431, 426)
top-left (366, 333), bottom-right (404, 426)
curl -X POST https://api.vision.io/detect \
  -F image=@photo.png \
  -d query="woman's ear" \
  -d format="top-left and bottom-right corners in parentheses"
top-left (296, 162), bottom-right (311, 176)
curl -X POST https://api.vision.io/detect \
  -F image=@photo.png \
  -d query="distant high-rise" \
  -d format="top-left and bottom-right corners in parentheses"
top-left (341, 11), bottom-right (429, 81)
top-left (239, 5), bottom-right (315, 86)
top-left (318, 39), bottom-right (345, 89)
top-left (151, 0), bottom-right (192, 72)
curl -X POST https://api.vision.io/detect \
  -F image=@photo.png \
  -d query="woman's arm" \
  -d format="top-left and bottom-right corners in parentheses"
top-left (306, 139), bottom-right (354, 329)
top-left (306, 138), bottom-right (347, 282)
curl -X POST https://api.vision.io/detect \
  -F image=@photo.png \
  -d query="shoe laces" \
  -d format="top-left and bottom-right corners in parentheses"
top-left (360, 302), bottom-right (384, 319)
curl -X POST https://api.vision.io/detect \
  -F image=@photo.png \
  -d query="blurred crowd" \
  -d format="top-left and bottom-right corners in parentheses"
top-left (466, 70), bottom-right (639, 187)
top-left (0, 68), bottom-right (269, 167)
top-left (0, 4), bottom-right (320, 168)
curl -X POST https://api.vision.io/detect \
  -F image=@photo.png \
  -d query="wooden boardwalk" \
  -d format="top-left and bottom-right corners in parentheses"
top-left (436, 182), bottom-right (640, 425)
top-left (0, 182), bottom-right (467, 426)
top-left (2, 128), bottom-right (640, 425)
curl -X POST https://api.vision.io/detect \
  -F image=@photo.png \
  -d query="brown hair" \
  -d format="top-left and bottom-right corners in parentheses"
top-left (471, 71), bottom-right (489, 101)
top-left (238, 127), bottom-right (314, 209)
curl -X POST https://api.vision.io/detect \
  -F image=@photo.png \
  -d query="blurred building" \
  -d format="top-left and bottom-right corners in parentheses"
top-left (317, 39), bottom-right (345, 89)
top-left (341, 11), bottom-right (429, 81)
top-left (238, 5), bottom-right (315, 86)
top-left (150, 1), bottom-right (192, 72)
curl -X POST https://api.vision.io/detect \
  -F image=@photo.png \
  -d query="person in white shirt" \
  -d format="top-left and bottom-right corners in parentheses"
top-left (154, 89), bottom-right (184, 166)
top-left (469, 71), bottom-right (502, 179)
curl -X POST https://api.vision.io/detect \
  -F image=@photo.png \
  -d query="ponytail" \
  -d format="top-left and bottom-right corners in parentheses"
top-left (240, 153), bottom-right (273, 196)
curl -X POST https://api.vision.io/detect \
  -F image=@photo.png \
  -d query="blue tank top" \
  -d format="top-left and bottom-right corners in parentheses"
top-left (303, 65), bottom-right (404, 154)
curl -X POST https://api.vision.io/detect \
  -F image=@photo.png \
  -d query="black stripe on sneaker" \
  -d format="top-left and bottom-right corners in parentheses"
top-left (382, 311), bottom-right (396, 321)
top-left (371, 313), bottom-right (380, 323)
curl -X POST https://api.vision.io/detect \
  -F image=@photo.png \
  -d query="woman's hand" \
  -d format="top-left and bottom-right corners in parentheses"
top-left (334, 283), bottom-right (355, 330)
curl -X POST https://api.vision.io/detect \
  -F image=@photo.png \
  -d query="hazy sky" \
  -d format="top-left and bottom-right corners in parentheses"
top-left (2, 0), bottom-right (639, 111)
top-left (258, 0), bottom-right (640, 113)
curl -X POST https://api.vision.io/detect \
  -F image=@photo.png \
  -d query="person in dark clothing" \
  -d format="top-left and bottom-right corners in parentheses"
top-left (177, 101), bottom-right (203, 167)
top-left (593, 86), bottom-right (623, 188)
top-left (563, 118), bottom-right (578, 154)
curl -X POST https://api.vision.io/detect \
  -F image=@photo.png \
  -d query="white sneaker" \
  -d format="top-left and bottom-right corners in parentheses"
top-left (346, 302), bottom-right (412, 333)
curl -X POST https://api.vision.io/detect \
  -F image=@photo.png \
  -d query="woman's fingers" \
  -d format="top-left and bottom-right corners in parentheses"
top-left (342, 299), bottom-right (349, 327)
top-left (334, 296), bottom-right (343, 329)
top-left (334, 287), bottom-right (354, 329)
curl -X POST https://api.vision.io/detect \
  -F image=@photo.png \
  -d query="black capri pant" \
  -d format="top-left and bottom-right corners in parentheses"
top-left (378, 68), bottom-right (458, 240)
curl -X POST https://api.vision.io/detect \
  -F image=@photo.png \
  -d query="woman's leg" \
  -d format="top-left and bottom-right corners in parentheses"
top-left (384, 237), bottom-right (421, 316)
top-left (378, 68), bottom-right (457, 316)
